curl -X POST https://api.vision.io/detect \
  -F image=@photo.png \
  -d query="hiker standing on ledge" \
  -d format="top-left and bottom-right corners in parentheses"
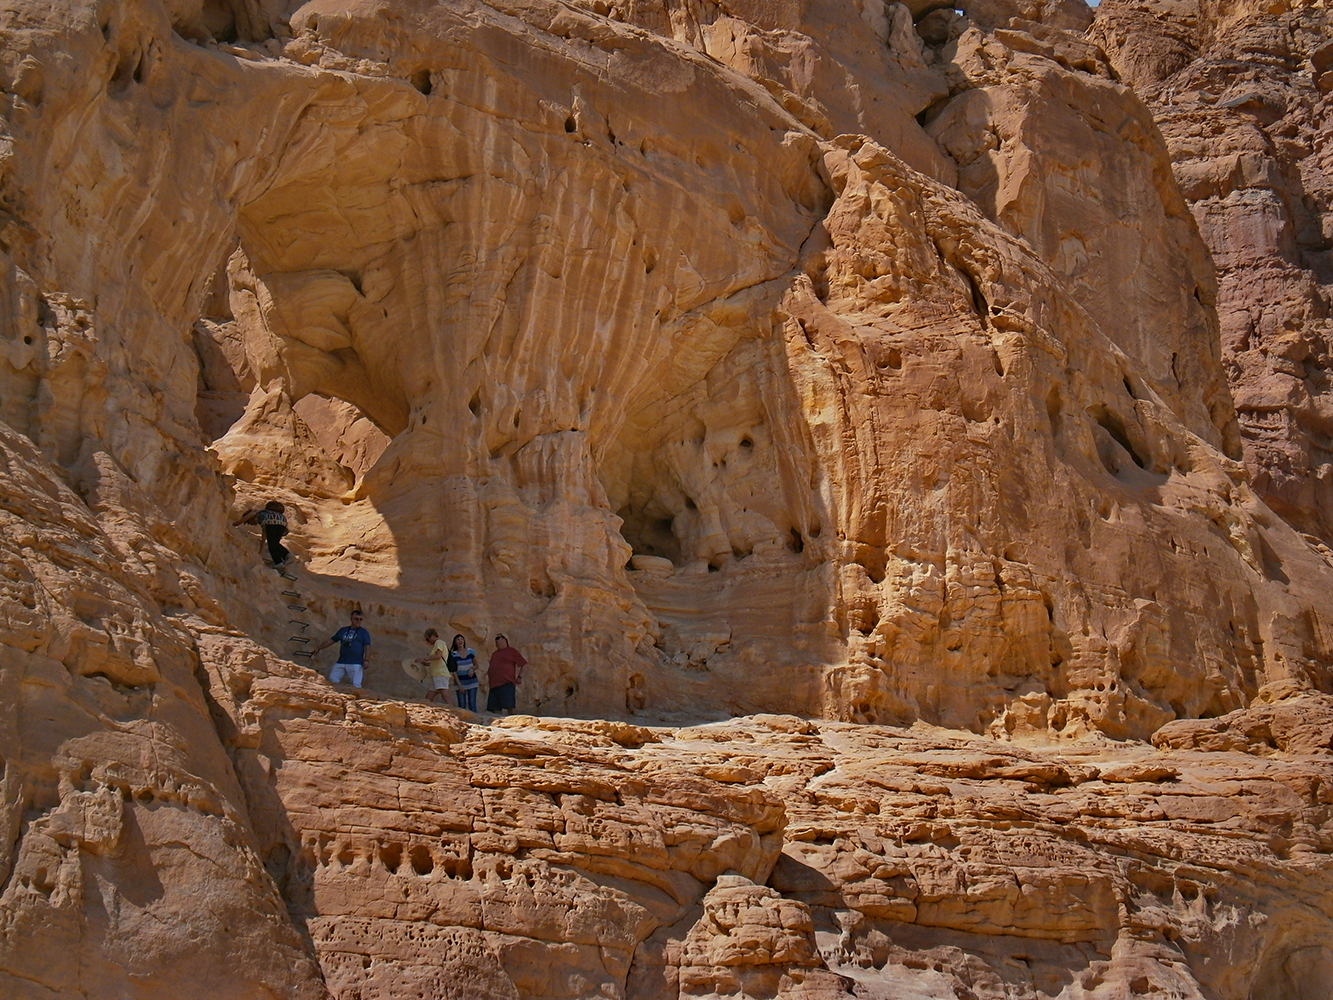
top-left (448, 633), bottom-right (479, 712)
top-left (234, 500), bottom-right (291, 567)
top-left (486, 635), bottom-right (526, 716)
top-left (416, 628), bottom-right (453, 703)
top-left (313, 609), bottom-right (371, 689)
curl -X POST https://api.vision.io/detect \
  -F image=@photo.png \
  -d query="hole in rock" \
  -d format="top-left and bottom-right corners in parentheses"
top-left (960, 267), bottom-right (988, 319)
top-left (616, 508), bottom-right (681, 564)
top-left (380, 842), bottom-right (403, 873)
top-left (23, 335), bottom-right (31, 345)
top-left (109, 51), bottom-right (139, 93)
top-left (859, 550), bottom-right (887, 584)
top-left (409, 845), bottom-right (434, 875)
top-left (739, 436), bottom-right (753, 449)
top-left (879, 347), bottom-right (903, 370)
top-left (468, 391), bottom-right (481, 416)
top-left (199, 0), bottom-right (241, 41)
top-left (442, 857), bottom-right (473, 879)
top-left (788, 528), bottom-right (805, 554)
top-left (291, 394), bottom-right (391, 480)
top-left (411, 69), bottom-right (432, 95)
top-left (1088, 403), bottom-right (1147, 470)
top-left (564, 115), bottom-right (577, 133)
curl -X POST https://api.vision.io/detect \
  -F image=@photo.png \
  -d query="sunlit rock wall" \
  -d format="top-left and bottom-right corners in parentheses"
top-left (1, 0), bottom-right (1331, 728)
top-left (1094, 0), bottom-right (1333, 546)
top-left (2, 0), bottom-right (1333, 995)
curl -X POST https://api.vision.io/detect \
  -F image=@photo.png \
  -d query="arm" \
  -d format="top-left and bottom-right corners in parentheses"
top-left (312, 630), bottom-right (339, 655)
top-left (232, 509), bottom-right (256, 527)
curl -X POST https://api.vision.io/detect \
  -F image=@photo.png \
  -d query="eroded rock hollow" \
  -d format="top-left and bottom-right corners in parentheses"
top-left (1, 0), bottom-right (1330, 996)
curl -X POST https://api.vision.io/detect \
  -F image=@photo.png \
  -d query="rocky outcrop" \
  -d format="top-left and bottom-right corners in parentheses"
top-left (3, 403), bottom-right (1331, 998)
top-left (1, 0), bottom-right (1332, 996)
top-left (4, 0), bottom-right (1329, 730)
top-left (1093, 0), bottom-right (1333, 547)
top-left (0, 425), bottom-right (328, 999)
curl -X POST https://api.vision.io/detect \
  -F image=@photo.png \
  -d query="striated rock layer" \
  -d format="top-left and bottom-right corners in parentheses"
top-left (2, 0), bottom-right (1330, 727)
top-left (1094, 0), bottom-right (1333, 547)
top-left (3, 433), bottom-right (1330, 997)
top-left (0, 0), bottom-right (1331, 996)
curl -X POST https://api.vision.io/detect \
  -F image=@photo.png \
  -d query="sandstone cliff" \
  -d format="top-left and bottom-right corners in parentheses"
top-left (1094, 0), bottom-right (1333, 548)
top-left (0, 0), bottom-right (1331, 996)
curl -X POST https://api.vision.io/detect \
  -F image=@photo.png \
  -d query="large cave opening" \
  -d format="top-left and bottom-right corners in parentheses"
top-left (598, 335), bottom-right (836, 716)
top-left (191, 250), bottom-right (392, 499)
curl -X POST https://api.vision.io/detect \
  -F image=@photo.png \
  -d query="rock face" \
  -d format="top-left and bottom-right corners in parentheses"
top-left (4, 0), bottom-right (1328, 729)
top-left (1093, 0), bottom-right (1333, 546)
top-left (0, 0), bottom-right (1331, 997)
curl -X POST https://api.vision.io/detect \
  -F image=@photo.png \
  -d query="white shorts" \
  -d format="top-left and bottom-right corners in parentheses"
top-left (330, 662), bottom-right (364, 687)
top-left (430, 675), bottom-right (451, 690)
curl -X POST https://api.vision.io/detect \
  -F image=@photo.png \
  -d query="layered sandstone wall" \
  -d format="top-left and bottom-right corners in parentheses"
top-left (4, 0), bottom-right (1329, 730)
top-left (0, 0), bottom-right (1331, 997)
top-left (1093, 0), bottom-right (1333, 545)
top-left (3, 426), bottom-right (1329, 997)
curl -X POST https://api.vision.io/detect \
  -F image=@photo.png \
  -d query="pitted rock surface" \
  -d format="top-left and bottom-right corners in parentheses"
top-left (1, 0), bottom-right (1332, 996)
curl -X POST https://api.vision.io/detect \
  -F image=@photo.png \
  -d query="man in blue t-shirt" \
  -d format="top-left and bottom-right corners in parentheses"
top-left (313, 609), bottom-right (371, 688)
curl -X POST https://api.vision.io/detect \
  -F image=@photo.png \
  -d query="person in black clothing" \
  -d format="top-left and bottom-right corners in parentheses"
top-left (235, 500), bottom-right (290, 566)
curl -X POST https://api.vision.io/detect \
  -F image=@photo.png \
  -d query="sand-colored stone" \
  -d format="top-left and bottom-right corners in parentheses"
top-left (0, 0), bottom-right (1331, 996)
top-left (2, 0), bottom-right (1331, 731)
top-left (1093, 0), bottom-right (1333, 546)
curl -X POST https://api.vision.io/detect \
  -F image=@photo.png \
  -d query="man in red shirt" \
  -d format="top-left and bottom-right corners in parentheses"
top-left (486, 635), bottom-right (527, 715)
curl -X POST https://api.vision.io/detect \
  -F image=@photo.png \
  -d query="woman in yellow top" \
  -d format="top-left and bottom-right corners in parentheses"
top-left (416, 628), bottom-right (453, 702)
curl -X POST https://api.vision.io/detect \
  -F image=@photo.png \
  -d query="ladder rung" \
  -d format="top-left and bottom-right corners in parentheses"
top-left (289, 636), bottom-right (312, 643)
top-left (292, 651), bottom-right (314, 658)
top-left (289, 620), bottom-right (311, 629)
top-left (282, 591), bottom-right (300, 597)
top-left (287, 604), bottom-right (307, 612)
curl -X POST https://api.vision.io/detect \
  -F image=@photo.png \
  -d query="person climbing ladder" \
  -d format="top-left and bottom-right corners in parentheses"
top-left (235, 499), bottom-right (292, 567)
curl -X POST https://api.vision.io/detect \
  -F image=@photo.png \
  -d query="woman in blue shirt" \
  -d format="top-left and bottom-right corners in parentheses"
top-left (448, 633), bottom-right (479, 712)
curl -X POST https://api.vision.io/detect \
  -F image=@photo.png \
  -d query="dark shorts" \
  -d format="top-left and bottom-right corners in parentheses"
top-left (487, 682), bottom-right (516, 712)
